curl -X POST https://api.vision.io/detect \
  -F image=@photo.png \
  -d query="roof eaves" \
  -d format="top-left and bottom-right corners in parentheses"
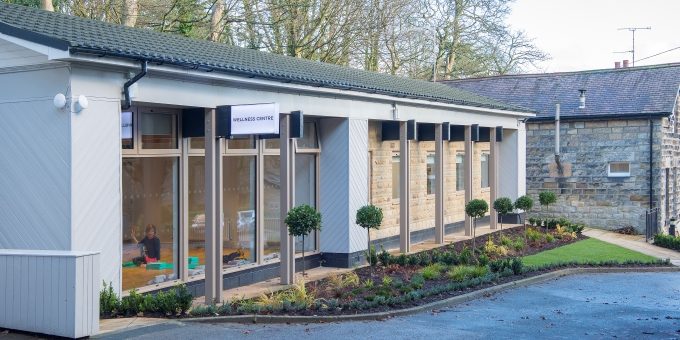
top-left (0, 21), bottom-right (70, 51)
top-left (70, 46), bottom-right (528, 112)
top-left (528, 111), bottom-right (671, 122)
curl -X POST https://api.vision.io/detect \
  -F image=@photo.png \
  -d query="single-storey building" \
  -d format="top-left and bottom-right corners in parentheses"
top-left (445, 63), bottom-right (680, 233)
top-left (0, 3), bottom-right (531, 301)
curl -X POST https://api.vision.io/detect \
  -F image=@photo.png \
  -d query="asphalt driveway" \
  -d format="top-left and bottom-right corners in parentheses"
top-left (101, 271), bottom-right (680, 339)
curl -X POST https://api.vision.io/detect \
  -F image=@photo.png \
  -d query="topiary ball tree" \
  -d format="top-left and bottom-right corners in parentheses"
top-left (539, 191), bottom-right (557, 220)
top-left (285, 204), bottom-right (322, 276)
top-left (465, 199), bottom-right (488, 255)
top-left (356, 205), bottom-right (383, 267)
top-left (493, 197), bottom-right (514, 236)
top-left (514, 195), bottom-right (534, 255)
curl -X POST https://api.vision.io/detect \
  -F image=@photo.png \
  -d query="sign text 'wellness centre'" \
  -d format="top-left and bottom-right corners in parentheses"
top-left (230, 103), bottom-right (280, 135)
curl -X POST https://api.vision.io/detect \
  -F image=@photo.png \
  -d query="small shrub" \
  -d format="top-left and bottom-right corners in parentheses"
top-left (459, 247), bottom-right (473, 265)
top-left (410, 273), bottom-right (425, 289)
top-left (489, 258), bottom-right (509, 273)
top-left (483, 237), bottom-right (509, 258)
top-left (441, 251), bottom-right (458, 265)
top-left (526, 228), bottom-right (543, 244)
top-left (120, 289), bottom-right (145, 316)
top-left (545, 234), bottom-right (556, 243)
top-left (395, 254), bottom-right (407, 266)
top-left (527, 217), bottom-right (537, 227)
top-left (406, 254), bottom-right (420, 266)
top-left (381, 275), bottom-right (393, 287)
top-left (500, 235), bottom-right (512, 247)
top-left (100, 281), bottom-right (120, 317)
top-left (566, 223), bottom-right (585, 234)
top-left (362, 279), bottom-right (374, 289)
top-left (421, 263), bottom-right (445, 280)
top-left (378, 246), bottom-right (392, 267)
top-left (512, 237), bottom-right (525, 251)
top-left (190, 304), bottom-right (217, 317)
top-left (447, 265), bottom-right (488, 282)
top-left (366, 245), bottom-right (378, 267)
top-left (477, 253), bottom-right (490, 267)
top-left (654, 234), bottom-right (680, 251)
top-left (510, 258), bottom-right (523, 275)
top-left (286, 204), bottom-right (322, 275)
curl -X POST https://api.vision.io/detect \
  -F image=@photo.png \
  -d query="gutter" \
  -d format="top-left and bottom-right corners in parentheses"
top-left (528, 112), bottom-right (671, 122)
top-left (122, 60), bottom-right (147, 110)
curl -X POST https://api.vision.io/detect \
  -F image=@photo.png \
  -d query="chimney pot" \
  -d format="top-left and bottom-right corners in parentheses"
top-left (623, 59), bottom-right (630, 68)
top-left (615, 61), bottom-right (621, 69)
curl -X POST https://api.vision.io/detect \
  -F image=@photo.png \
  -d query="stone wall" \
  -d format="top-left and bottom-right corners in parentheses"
top-left (658, 100), bottom-right (680, 229)
top-left (526, 118), bottom-right (661, 231)
top-left (368, 121), bottom-right (490, 240)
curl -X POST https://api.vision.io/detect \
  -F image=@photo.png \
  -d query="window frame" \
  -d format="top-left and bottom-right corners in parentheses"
top-left (426, 152), bottom-right (435, 196)
top-left (608, 162), bottom-right (631, 177)
top-left (481, 151), bottom-right (490, 188)
top-left (455, 153), bottom-right (464, 192)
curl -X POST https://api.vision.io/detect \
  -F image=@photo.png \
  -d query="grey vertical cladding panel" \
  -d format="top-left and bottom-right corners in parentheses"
top-left (319, 118), bottom-right (350, 253)
top-left (498, 129), bottom-right (519, 199)
top-left (347, 119), bottom-right (369, 253)
top-left (0, 67), bottom-right (71, 251)
top-left (70, 98), bottom-right (122, 294)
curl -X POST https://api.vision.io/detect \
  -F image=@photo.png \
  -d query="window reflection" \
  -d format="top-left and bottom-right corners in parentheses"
top-left (263, 156), bottom-right (281, 260)
top-left (121, 111), bottom-right (133, 149)
top-left (141, 112), bottom-right (177, 149)
top-left (223, 156), bottom-right (257, 266)
top-left (295, 154), bottom-right (316, 252)
top-left (122, 157), bottom-right (179, 291)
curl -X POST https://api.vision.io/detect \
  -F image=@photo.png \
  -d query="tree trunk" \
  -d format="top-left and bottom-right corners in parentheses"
top-left (301, 234), bottom-right (306, 277)
top-left (41, 0), bottom-right (54, 12)
top-left (209, 0), bottom-right (225, 42)
top-left (123, 0), bottom-right (138, 27)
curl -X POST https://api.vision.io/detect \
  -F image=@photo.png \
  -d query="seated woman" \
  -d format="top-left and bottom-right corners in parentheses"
top-left (131, 224), bottom-right (161, 265)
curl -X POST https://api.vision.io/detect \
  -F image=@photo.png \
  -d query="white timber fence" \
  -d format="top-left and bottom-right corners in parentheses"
top-left (0, 249), bottom-right (100, 338)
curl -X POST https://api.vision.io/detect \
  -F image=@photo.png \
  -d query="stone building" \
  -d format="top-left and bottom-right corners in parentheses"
top-left (445, 63), bottom-right (680, 232)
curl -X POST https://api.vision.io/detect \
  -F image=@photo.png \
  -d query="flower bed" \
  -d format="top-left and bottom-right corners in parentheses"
top-left (188, 224), bottom-right (669, 317)
top-left (654, 234), bottom-right (680, 251)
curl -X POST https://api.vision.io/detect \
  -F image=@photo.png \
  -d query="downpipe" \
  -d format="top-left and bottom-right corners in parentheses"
top-left (122, 60), bottom-right (148, 110)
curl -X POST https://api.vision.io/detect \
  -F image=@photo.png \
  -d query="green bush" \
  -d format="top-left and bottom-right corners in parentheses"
top-left (545, 234), bottom-right (556, 243)
top-left (366, 245), bottom-right (378, 267)
top-left (189, 304), bottom-right (217, 317)
top-left (512, 237), bottom-right (526, 251)
top-left (539, 191), bottom-right (557, 215)
top-left (100, 284), bottom-right (193, 317)
top-left (286, 204), bottom-right (322, 274)
top-left (459, 247), bottom-right (473, 265)
top-left (421, 263), bottom-right (445, 280)
top-left (356, 205), bottom-right (383, 266)
top-left (409, 273), bottom-right (425, 289)
top-left (526, 228), bottom-right (543, 244)
top-left (447, 265), bottom-right (488, 282)
top-left (395, 254), bottom-right (407, 266)
top-left (100, 281), bottom-right (120, 316)
top-left (566, 223), bottom-right (585, 234)
top-left (378, 246), bottom-right (392, 266)
top-left (514, 195), bottom-right (534, 213)
top-left (654, 234), bottom-right (680, 251)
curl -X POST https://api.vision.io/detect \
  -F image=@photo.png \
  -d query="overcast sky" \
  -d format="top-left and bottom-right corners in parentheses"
top-left (507, 0), bottom-right (680, 73)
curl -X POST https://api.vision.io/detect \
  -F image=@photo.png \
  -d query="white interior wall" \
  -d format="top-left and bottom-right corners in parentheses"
top-left (0, 66), bottom-right (72, 250)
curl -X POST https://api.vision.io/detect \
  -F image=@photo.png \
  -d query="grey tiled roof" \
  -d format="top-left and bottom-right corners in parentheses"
top-left (443, 64), bottom-right (680, 119)
top-left (0, 3), bottom-right (527, 113)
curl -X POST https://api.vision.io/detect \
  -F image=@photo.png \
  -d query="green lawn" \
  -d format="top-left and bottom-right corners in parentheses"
top-left (522, 238), bottom-right (658, 267)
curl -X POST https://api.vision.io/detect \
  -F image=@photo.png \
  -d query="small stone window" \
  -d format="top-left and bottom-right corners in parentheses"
top-left (608, 162), bottom-right (630, 177)
top-left (392, 154), bottom-right (400, 199)
top-left (426, 153), bottom-right (435, 195)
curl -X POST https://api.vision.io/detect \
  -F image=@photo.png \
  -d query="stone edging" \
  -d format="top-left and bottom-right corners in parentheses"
top-left (183, 266), bottom-right (680, 324)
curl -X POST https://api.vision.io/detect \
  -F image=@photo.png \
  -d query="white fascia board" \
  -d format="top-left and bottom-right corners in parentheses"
top-left (66, 54), bottom-right (535, 120)
top-left (0, 33), bottom-right (70, 60)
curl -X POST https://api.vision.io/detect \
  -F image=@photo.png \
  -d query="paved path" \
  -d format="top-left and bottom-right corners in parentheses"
top-left (583, 228), bottom-right (680, 266)
top-left (98, 272), bottom-right (680, 339)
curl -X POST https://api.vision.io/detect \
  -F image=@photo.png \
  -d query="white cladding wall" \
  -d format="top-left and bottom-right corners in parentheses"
top-left (498, 126), bottom-right (527, 200)
top-left (0, 66), bottom-right (72, 250)
top-left (0, 38), bottom-right (49, 68)
top-left (70, 66), bottom-right (122, 293)
top-left (0, 250), bottom-right (100, 338)
top-left (319, 118), bottom-right (351, 253)
top-left (318, 118), bottom-right (369, 254)
top-left (347, 119), bottom-right (369, 253)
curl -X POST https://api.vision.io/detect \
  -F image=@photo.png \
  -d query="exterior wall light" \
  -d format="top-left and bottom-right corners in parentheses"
top-left (53, 93), bottom-right (67, 110)
top-left (74, 95), bottom-right (89, 113)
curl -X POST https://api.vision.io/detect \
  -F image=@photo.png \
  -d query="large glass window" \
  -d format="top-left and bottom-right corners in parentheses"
top-left (295, 154), bottom-right (317, 252)
top-left (297, 122), bottom-right (319, 149)
top-left (223, 156), bottom-right (257, 267)
top-left (427, 153), bottom-right (435, 195)
top-left (122, 157), bottom-right (179, 291)
top-left (228, 137), bottom-right (256, 150)
top-left (392, 154), bottom-right (400, 199)
top-left (456, 154), bottom-right (464, 191)
top-left (481, 152), bottom-right (489, 188)
top-left (187, 156), bottom-right (206, 275)
top-left (141, 112), bottom-right (178, 149)
top-left (263, 155), bottom-right (281, 261)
